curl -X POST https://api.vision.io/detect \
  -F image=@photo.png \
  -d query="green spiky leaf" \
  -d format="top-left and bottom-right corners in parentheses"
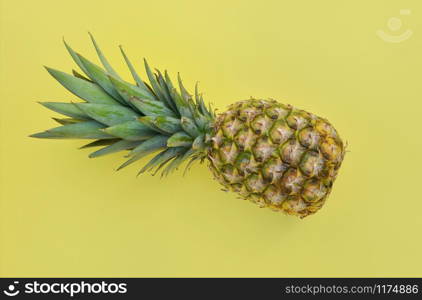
top-left (63, 39), bottom-right (90, 76)
top-left (119, 46), bottom-right (150, 91)
top-left (170, 87), bottom-right (193, 119)
top-left (103, 120), bottom-right (156, 141)
top-left (165, 71), bottom-right (192, 118)
top-left (118, 135), bottom-right (168, 170)
top-left (129, 97), bottom-right (176, 117)
top-left (80, 139), bottom-right (120, 149)
top-left (154, 116), bottom-right (182, 134)
top-left (77, 54), bottom-right (125, 103)
top-left (180, 117), bottom-right (200, 137)
top-left (31, 121), bottom-right (113, 139)
top-left (88, 32), bottom-right (120, 79)
top-left (137, 116), bottom-right (166, 134)
top-left (138, 147), bottom-right (186, 175)
top-left (192, 109), bottom-right (209, 131)
top-left (75, 103), bottom-right (139, 126)
top-left (192, 134), bottom-right (205, 151)
top-left (144, 59), bottom-right (165, 102)
top-left (177, 73), bottom-right (192, 102)
top-left (108, 75), bottom-right (156, 105)
top-left (139, 116), bottom-right (181, 135)
top-left (40, 102), bottom-right (88, 119)
top-left (45, 67), bottom-right (119, 105)
top-left (72, 70), bottom-right (92, 82)
top-left (167, 132), bottom-right (193, 147)
top-left (89, 140), bottom-right (141, 158)
top-left (52, 118), bottom-right (82, 125)
top-left (156, 70), bottom-right (178, 112)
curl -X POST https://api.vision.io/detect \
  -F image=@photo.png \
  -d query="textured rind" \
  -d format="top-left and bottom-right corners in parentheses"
top-left (207, 98), bottom-right (345, 218)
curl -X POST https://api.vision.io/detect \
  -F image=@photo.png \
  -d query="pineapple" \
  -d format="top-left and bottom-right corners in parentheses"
top-left (32, 35), bottom-right (346, 218)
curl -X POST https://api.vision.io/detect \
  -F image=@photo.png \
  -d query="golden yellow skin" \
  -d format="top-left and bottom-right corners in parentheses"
top-left (207, 99), bottom-right (345, 218)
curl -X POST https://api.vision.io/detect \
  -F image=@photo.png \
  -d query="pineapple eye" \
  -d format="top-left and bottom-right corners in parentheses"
top-left (261, 158), bottom-right (288, 183)
top-left (263, 185), bottom-right (286, 207)
top-left (298, 127), bottom-right (320, 149)
top-left (299, 151), bottom-right (325, 177)
top-left (320, 137), bottom-right (342, 162)
top-left (280, 140), bottom-right (306, 167)
top-left (253, 137), bottom-right (276, 163)
top-left (269, 120), bottom-right (294, 144)
top-left (302, 179), bottom-right (328, 203)
top-left (280, 169), bottom-right (306, 194)
top-left (286, 110), bottom-right (311, 130)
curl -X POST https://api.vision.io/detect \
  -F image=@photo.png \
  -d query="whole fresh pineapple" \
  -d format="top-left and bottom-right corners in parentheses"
top-left (32, 35), bottom-right (346, 218)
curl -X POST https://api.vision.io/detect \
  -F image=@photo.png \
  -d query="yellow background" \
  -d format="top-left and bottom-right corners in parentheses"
top-left (1, 0), bottom-right (421, 277)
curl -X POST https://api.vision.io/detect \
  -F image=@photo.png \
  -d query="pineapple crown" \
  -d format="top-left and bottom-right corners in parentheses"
top-left (31, 33), bottom-right (215, 176)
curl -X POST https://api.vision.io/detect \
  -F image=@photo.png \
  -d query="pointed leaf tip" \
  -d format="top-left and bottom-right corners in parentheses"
top-left (63, 39), bottom-right (91, 76)
top-left (117, 49), bottom-right (152, 95)
top-left (29, 132), bottom-right (47, 138)
top-left (88, 32), bottom-right (120, 79)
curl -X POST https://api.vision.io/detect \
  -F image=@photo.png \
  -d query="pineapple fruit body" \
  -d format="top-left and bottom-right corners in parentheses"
top-left (208, 99), bottom-right (345, 218)
top-left (32, 35), bottom-right (346, 218)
